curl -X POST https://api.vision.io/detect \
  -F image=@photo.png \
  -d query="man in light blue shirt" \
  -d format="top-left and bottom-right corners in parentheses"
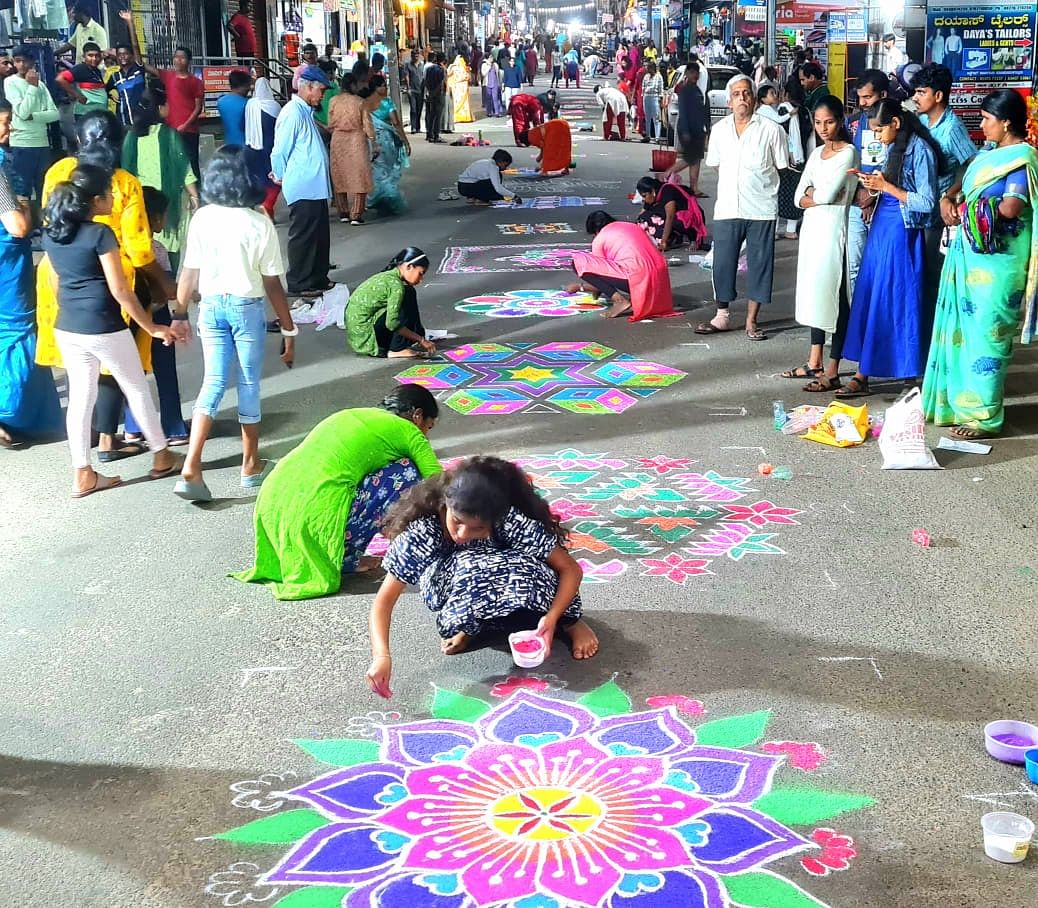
top-left (271, 64), bottom-right (333, 296)
top-left (910, 62), bottom-right (976, 343)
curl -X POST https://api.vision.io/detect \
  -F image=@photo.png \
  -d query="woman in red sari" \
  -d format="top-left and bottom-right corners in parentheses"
top-left (528, 119), bottom-right (571, 175)
top-left (568, 211), bottom-right (674, 320)
top-left (507, 93), bottom-right (544, 146)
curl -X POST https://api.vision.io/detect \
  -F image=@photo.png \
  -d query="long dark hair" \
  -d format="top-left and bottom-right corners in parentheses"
top-left (383, 456), bottom-right (566, 544)
top-left (43, 164), bottom-right (111, 244)
top-left (813, 95), bottom-right (851, 143)
top-left (379, 383), bottom-right (439, 421)
top-left (75, 110), bottom-right (123, 172)
top-left (868, 98), bottom-right (945, 185)
top-left (131, 85), bottom-right (166, 137)
top-left (385, 247), bottom-right (429, 270)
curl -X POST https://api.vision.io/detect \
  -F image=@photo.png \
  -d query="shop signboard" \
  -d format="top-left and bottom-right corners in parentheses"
top-left (827, 13), bottom-right (846, 41)
top-left (846, 12), bottom-right (865, 41)
top-left (926, 1), bottom-right (1034, 139)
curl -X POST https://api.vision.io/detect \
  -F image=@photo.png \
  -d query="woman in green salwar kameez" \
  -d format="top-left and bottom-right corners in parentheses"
top-left (232, 384), bottom-right (442, 601)
top-left (922, 90), bottom-right (1038, 438)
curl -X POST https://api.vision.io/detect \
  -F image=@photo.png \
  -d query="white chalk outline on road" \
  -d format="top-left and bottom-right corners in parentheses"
top-left (240, 666), bottom-right (297, 688)
top-left (963, 785), bottom-right (1038, 809)
top-left (721, 445), bottom-right (767, 455)
top-left (816, 655), bottom-right (884, 680)
top-left (707, 406), bottom-right (748, 417)
top-left (680, 342), bottom-right (711, 350)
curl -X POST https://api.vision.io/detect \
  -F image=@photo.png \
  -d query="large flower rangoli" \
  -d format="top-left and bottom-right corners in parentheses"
top-left (208, 683), bottom-right (872, 907)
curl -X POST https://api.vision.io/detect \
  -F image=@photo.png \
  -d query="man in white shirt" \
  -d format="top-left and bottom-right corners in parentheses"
top-left (457, 149), bottom-right (519, 204)
top-left (883, 33), bottom-right (907, 80)
top-left (695, 73), bottom-right (788, 340)
top-left (942, 28), bottom-right (963, 77)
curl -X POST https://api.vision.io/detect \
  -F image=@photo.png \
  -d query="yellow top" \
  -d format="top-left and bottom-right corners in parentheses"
top-left (35, 158), bottom-right (156, 370)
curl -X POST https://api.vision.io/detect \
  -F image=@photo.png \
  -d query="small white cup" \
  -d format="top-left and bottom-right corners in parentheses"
top-left (508, 630), bottom-right (546, 668)
top-left (981, 812), bottom-right (1034, 864)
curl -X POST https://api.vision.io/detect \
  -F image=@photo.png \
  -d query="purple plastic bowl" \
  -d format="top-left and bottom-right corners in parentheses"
top-left (984, 720), bottom-right (1038, 764)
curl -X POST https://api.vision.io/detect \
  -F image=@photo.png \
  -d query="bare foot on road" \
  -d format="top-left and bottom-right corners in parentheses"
top-left (441, 632), bottom-right (471, 655)
top-left (564, 620), bottom-right (599, 659)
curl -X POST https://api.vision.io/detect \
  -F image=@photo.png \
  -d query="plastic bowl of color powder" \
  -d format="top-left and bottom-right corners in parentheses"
top-left (508, 631), bottom-right (546, 668)
top-left (984, 720), bottom-right (1038, 764)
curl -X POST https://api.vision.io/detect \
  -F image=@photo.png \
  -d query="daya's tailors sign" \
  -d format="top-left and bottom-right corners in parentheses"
top-left (925, 3), bottom-right (1034, 137)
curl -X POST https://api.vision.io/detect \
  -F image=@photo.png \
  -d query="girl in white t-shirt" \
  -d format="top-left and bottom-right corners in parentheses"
top-left (170, 147), bottom-right (299, 502)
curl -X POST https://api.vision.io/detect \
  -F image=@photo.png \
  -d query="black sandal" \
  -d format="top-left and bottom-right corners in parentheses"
top-left (97, 442), bottom-right (147, 463)
top-left (803, 374), bottom-right (842, 393)
top-left (834, 376), bottom-right (870, 397)
top-left (781, 364), bottom-right (822, 379)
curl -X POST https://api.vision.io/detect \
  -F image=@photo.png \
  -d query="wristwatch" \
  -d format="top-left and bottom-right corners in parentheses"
top-left (171, 311), bottom-right (190, 321)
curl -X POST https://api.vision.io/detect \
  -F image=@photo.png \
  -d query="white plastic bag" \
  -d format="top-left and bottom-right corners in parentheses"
top-left (878, 388), bottom-right (942, 470)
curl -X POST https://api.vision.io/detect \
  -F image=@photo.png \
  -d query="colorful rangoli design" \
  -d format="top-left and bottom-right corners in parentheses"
top-left (207, 681), bottom-right (873, 907)
top-left (364, 449), bottom-right (800, 586)
top-left (495, 223), bottom-right (577, 235)
top-left (456, 289), bottom-right (605, 318)
top-left (439, 244), bottom-right (592, 274)
top-left (491, 196), bottom-right (608, 209)
top-left (393, 344), bottom-right (686, 417)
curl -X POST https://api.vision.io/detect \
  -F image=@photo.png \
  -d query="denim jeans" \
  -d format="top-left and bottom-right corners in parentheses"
top-left (194, 294), bottom-right (267, 424)
top-left (846, 205), bottom-right (868, 305)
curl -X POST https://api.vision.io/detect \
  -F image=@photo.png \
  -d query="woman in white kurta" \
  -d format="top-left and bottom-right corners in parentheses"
top-left (782, 96), bottom-right (859, 393)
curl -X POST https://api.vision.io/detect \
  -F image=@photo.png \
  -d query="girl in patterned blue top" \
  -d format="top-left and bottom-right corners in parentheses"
top-left (366, 456), bottom-right (599, 698)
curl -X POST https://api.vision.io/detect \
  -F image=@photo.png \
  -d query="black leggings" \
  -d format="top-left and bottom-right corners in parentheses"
top-left (809, 277), bottom-right (850, 361)
top-left (373, 285), bottom-right (424, 353)
top-left (458, 179), bottom-right (505, 202)
top-left (581, 272), bottom-right (631, 298)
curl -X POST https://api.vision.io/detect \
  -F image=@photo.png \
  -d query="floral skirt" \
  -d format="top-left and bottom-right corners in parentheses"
top-left (342, 459), bottom-right (420, 572)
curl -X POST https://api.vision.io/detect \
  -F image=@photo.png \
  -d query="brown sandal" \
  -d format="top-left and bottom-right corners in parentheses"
top-left (834, 376), bottom-right (870, 397)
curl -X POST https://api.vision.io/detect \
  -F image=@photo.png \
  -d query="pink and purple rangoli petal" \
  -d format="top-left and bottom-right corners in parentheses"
top-left (236, 687), bottom-right (871, 906)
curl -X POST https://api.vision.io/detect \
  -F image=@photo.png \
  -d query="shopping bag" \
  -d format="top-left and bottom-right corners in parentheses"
top-left (878, 388), bottom-right (942, 469)
top-left (801, 401), bottom-right (869, 448)
top-left (651, 146), bottom-right (677, 172)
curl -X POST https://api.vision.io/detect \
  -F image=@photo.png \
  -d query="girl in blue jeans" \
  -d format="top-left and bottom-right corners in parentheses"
top-left (170, 147), bottom-right (298, 502)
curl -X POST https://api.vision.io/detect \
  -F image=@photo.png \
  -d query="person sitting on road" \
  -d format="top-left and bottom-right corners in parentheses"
top-left (365, 456), bottom-right (599, 698)
top-left (536, 88), bottom-right (560, 120)
top-left (567, 210), bottom-right (675, 320)
top-left (233, 383), bottom-right (443, 601)
top-left (457, 149), bottom-right (519, 205)
top-left (508, 92), bottom-right (544, 146)
top-left (346, 247), bottom-right (435, 359)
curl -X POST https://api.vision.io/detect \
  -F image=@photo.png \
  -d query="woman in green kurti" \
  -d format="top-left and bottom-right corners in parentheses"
top-left (121, 87), bottom-right (199, 272)
top-left (233, 385), bottom-right (442, 601)
top-left (346, 247), bottom-right (436, 358)
top-left (922, 90), bottom-right (1038, 438)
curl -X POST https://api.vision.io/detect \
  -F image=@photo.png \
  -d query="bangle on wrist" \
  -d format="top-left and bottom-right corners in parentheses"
top-left (171, 311), bottom-right (189, 321)
top-left (280, 325), bottom-right (299, 337)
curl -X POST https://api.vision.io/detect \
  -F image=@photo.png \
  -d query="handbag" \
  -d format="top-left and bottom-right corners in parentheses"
top-left (651, 140), bottom-right (676, 172)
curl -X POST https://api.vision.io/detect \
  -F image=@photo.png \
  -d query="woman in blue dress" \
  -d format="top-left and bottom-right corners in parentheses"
top-left (0, 165), bottom-right (62, 446)
top-left (838, 99), bottom-right (941, 396)
top-left (366, 456), bottom-right (599, 697)
top-left (363, 75), bottom-right (410, 216)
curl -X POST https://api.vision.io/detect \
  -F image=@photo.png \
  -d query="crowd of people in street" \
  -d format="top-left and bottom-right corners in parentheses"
top-left (0, 14), bottom-right (1035, 690)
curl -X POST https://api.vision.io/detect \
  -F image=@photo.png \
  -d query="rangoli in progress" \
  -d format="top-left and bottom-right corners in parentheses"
top-left (365, 448), bottom-right (801, 586)
top-left (439, 244), bottom-right (592, 274)
top-left (495, 223), bottom-right (577, 235)
top-left (206, 681), bottom-right (872, 907)
top-left (455, 289), bottom-right (605, 318)
top-left (491, 196), bottom-right (608, 209)
top-left (394, 343), bottom-right (686, 416)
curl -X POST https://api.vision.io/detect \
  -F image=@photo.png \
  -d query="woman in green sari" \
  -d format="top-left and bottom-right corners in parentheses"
top-left (923, 89), bottom-right (1038, 438)
top-left (233, 384), bottom-right (442, 601)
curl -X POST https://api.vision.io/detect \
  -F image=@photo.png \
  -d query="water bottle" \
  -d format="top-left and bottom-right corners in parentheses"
top-left (478, 129), bottom-right (483, 144)
top-left (772, 399), bottom-right (787, 431)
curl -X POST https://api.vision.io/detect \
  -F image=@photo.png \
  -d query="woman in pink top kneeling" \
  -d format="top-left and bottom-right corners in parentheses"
top-left (567, 211), bottom-right (674, 320)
